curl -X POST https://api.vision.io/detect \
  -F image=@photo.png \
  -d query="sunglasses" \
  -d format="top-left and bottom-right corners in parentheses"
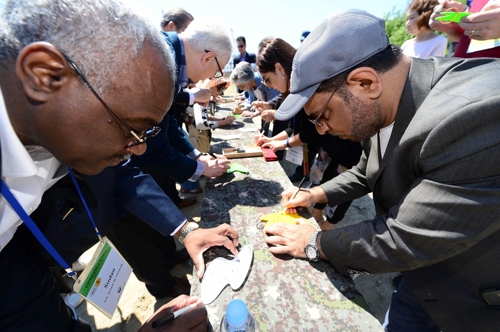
top-left (261, 75), bottom-right (270, 87)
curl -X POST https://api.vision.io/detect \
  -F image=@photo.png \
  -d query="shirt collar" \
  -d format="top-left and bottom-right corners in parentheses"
top-left (0, 87), bottom-right (39, 178)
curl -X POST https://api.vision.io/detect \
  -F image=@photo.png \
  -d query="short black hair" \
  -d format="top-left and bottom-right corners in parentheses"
top-left (236, 36), bottom-right (246, 45)
top-left (160, 7), bottom-right (194, 29)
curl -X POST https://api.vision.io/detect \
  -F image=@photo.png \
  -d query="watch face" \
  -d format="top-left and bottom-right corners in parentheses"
top-left (306, 246), bottom-right (317, 259)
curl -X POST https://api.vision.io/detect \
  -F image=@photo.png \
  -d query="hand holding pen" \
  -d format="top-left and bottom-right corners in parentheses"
top-left (138, 295), bottom-right (206, 332)
top-left (282, 177), bottom-right (307, 214)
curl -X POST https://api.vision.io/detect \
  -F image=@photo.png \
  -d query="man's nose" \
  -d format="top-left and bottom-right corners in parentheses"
top-left (316, 124), bottom-right (328, 135)
top-left (127, 143), bottom-right (147, 156)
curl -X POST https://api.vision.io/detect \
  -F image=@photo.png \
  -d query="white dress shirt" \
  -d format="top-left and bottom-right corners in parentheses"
top-left (0, 88), bottom-right (65, 252)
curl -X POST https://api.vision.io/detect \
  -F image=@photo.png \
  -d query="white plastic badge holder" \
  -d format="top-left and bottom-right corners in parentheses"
top-left (201, 244), bottom-right (253, 304)
top-left (286, 145), bottom-right (304, 166)
top-left (73, 237), bottom-right (132, 318)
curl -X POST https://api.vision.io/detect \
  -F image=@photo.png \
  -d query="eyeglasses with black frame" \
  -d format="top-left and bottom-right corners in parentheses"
top-left (64, 55), bottom-right (161, 147)
top-left (205, 50), bottom-right (224, 78)
top-left (308, 80), bottom-right (344, 127)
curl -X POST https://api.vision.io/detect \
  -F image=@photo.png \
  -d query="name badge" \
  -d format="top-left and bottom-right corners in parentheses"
top-left (467, 38), bottom-right (500, 53)
top-left (286, 145), bottom-right (304, 166)
top-left (73, 237), bottom-right (132, 318)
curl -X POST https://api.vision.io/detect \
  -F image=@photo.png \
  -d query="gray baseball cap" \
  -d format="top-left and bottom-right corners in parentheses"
top-left (275, 9), bottom-right (389, 121)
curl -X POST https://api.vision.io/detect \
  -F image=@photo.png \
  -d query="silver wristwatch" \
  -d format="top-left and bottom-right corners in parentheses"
top-left (178, 222), bottom-right (200, 244)
top-left (304, 231), bottom-right (320, 262)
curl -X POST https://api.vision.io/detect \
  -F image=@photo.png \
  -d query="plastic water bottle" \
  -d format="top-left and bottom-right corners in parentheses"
top-left (220, 299), bottom-right (255, 332)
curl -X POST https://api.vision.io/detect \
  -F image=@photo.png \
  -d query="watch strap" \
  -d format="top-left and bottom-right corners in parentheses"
top-left (178, 222), bottom-right (199, 244)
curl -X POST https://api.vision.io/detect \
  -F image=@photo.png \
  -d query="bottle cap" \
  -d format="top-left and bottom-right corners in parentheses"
top-left (226, 299), bottom-right (248, 327)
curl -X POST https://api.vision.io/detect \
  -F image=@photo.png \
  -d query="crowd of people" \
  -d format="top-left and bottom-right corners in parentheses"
top-left (1, 0), bottom-right (500, 331)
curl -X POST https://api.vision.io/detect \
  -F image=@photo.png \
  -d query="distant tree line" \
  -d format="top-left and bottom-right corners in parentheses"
top-left (384, 7), bottom-right (411, 46)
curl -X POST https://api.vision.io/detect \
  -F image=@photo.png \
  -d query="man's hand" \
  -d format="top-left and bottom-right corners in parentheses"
top-left (232, 105), bottom-right (243, 114)
top-left (184, 224), bottom-right (239, 278)
top-left (261, 109), bottom-right (276, 122)
top-left (199, 154), bottom-right (230, 177)
top-left (220, 116), bottom-right (236, 126)
top-left (281, 185), bottom-right (328, 214)
top-left (264, 219), bottom-right (316, 258)
top-left (429, 0), bottom-right (465, 41)
top-left (262, 140), bottom-right (286, 152)
top-left (138, 295), bottom-right (207, 332)
top-left (193, 89), bottom-right (211, 107)
top-left (459, 0), bottom-right (500, 40)
top-left (241, 110), bottom-right (256, 117)
top-left (251, 101), bottom-right (271, 112)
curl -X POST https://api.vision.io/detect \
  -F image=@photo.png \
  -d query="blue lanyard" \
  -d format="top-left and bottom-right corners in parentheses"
top-left (67, 167), bottom-right (102, 241)
top-left (0, 167), bottom-right (101, 279)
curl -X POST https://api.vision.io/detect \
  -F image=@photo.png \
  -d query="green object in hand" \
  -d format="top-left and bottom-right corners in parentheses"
top-left (227, 162), bottom-right (249, 174)
top-left (436, 11), bottom-right (470, 22)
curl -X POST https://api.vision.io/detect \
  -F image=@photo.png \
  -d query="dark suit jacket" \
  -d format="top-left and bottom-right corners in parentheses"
top-left (233, 52), bottom-right (256, 67)
top-left (124, 31), bottom-right (198, 183)
top-left (320, 57), bottom-right (500, 331)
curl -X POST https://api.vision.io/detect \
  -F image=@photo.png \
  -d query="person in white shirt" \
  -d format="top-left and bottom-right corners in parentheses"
top-left (401, 0), bottom-right (448, 58)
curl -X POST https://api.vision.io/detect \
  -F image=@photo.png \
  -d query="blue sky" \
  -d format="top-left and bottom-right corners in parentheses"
top-left (0, 0), bottom-right (409, 53)
top-left (139, 0), bottom-right (410, 54)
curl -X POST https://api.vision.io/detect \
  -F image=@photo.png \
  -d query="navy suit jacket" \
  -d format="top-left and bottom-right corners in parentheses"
top-left (123, 31), bottom-right (199, 183)
top-left (233, 52), bottom-right (256, 66)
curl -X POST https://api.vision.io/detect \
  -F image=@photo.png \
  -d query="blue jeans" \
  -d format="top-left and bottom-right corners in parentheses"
top-left (383, 277), bottom-right (440, 332)
top-left (181, 179), bottom-right (200, 191)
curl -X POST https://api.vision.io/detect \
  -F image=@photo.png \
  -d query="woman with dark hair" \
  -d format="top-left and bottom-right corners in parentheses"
top-left (255, 38), bottom-right (362, 230)
top-left (402, 0), bottom-right (447, 57)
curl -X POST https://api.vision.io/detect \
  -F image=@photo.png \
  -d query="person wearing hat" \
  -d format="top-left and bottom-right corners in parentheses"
top-left (300, 30), bottom-right (310, 43)
top-left (264, 9), bottom-right (500, 331)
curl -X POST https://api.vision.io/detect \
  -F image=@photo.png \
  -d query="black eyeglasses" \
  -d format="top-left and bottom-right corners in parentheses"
top-left (205, 50), bottom-right (224, 78)
top-left (237, 45), bottom-right (245, 49)
top-left (64, 56), bottom-right (161, 147)
top-left (308, 80), bottom-right (343, 127)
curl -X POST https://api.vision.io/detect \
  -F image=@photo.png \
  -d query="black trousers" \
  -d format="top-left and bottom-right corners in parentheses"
top-left (0, 233), bottom-right (92, 332)
top-left (107, 210), bottom-right (178, 297)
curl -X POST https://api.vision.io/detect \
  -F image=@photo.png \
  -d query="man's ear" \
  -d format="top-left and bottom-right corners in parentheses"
top-left (346, 67), bottom-right (382, 100)
top-left (201, 50), bottom-right (214, 68)
top-left (166, 21), bottom-right (177, 32)
top-left (16, 42), bottom-right (73, 103)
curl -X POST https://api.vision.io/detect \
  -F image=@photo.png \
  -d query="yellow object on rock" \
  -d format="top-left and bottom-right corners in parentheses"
top-left (259, 212), bottom-right (313, 234)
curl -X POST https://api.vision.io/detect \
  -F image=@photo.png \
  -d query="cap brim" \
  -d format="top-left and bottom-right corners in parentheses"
top-left (275, 83), bottom-right (320, 121)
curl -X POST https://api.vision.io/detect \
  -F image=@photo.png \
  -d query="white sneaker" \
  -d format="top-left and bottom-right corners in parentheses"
top-left (71, 244), bottom-right (99, 272)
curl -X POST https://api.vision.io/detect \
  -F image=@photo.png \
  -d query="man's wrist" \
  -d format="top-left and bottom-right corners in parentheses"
top-left (177, 222), bottom-right (200, 244)
top-left (311, 186), bottom-right (328, 204)
top-left (316, 231), bottom-right (327, 260)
